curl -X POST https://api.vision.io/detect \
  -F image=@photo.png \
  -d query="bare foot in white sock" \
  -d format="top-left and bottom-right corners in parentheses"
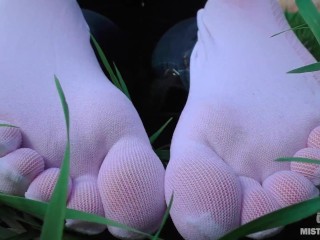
top-left (165, 1), bottom-right (320, 239)
top-left (0, 0), bottom-right (165, 238)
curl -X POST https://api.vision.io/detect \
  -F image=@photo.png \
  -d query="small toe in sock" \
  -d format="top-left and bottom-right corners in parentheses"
top-left (66, 175), bottom-right (106, 235)
top-left (165, 145), bottom-right (242, 240)
top-left (263, 171), bottom-right (319, 207)
top-left (98, 137), bottom-right (165, 239)
top-left (25, 168), bottom-right (72, 202)
top-left (292, 148), bottom-right (320, 185)
top-left (0, 122), bottom-right (22, 157)
top-left (240, 176), bottom-right (282, 239)
top-left (0, 148), bottom-right (44, 195)
top-left (307, 126), bottom-right (320, 148)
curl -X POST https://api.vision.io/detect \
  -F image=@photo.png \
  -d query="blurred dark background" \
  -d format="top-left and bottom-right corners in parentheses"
top-left (76, 1), bottom-right (205, 239)
top-left (77, 0), bottom-right (206, 140)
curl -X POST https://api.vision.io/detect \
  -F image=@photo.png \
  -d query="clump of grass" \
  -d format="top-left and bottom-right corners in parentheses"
top-left (284, 13), bottom-right (320, 60)
top-left (287, 0), bottom-right (320, 73)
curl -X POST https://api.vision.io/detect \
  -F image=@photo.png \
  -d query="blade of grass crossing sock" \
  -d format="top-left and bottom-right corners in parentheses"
top-left (288, 0), bottom-right (320, 73)
top-left (0, 194), bottom-right (157, 239)
top-left (0, 194), bottom-right (47, 220)
top-left (287, 62), bottom-right (320, 73)
top-left (90, 34), bottom-right (121, 89)
top-left (152, 193), bottom-right (174, 240)
top-left (285, 12), bottom-right (320, 60)
top-left (270, 23), bottom-right (308, 37)
top-left (296, 0), bottom-right (320, 45)
top-left (66, 209), bottom-right (158, 239)
top-left (40, 76), bottom-right (71, 240)
top-left (276, 157), bottom-right (320, 164)
top-left (113, 62), bottom-right (131, 100)
top-left (219, 197), bottom-right (320, 240)
top-left (0, 124), bottom-right (18, 128)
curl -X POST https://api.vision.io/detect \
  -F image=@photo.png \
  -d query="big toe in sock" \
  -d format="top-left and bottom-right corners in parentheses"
top-left (166, 0), bottom-right (320, 239)
top-left (0, 0), bottom-right (165, 238)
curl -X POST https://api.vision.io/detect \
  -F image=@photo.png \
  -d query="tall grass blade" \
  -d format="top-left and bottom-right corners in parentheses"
top-left (296, 0), bottom-right (320, 45)
top-left (0, 194), bottom-right (156, 239)
top-left (152, 193), bottom-right (174, 240)
top-left (66, 209), bottom-right (156, 239)
top-left (0, 194), bottom-right (46, 219)
top-left (40, 76), bottom-right (71, 240)
top-left (219, 197), bottom-right (320, 240)
top-left (113, 62), bottom-right (131, 100)
top-left (0, 124), bottom-right (18, 128)
top-left (287, 62), bottom-right (320, 73)
top-left (90, 34), bottom-right (121, 89)
top-left (286, 11), bottom-right (320, 60)
top-left (150, 118), bottom-right (173, 144)
top-left (276, 157), bottom-right (320, 164)
top-left (155, 149), bottom-right (170, 162)
top-left (270, 23), bottom-right (308, 37)
top-left (288, 1), bottom-right (320, 73)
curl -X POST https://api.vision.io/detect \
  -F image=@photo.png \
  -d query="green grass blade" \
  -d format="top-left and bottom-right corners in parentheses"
top-left (270, 23), bottom-right (308, 37)
top-left (149, 118), bottom-right (173, 144)
top-left (152, 193), bottom-right (174, 240)
top-left (90, 34), bottom-right (121, 89)
top-left (285, 11), bottom-right (320, 60)
top-left (40, 76), bottom-right (71, 240)
top-left (0, 194), bottom-right (156, 239)
top-left (0, 124), bottom-right (18, 128)
top-left (0, 206), bottom-right (41, 230)
top-left (0, 194), bottom-right (47, 219)
top-left (296, 0), bottom-right (320, 45)
top-left (287, 62), bottom-right (320, 73)
top-left (219, 197), bottom-right (320, 240)
top-left (66, 209), bottom-right (156, 239)
top-left (54, 76), bottom-right (70, 135)
top-left (113, 62), bottom-right (131, 100)
top-left (276, 157), bottom-right (320, 164)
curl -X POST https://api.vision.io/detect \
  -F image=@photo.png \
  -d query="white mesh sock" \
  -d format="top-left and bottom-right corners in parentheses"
top-left (165, 1), bottom-right (320, 239)
top-left (0, 0), bottom-right (165, 238)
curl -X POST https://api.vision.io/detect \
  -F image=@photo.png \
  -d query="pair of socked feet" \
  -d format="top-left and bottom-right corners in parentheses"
top-left (1, 0), bottom-right (320, 239)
